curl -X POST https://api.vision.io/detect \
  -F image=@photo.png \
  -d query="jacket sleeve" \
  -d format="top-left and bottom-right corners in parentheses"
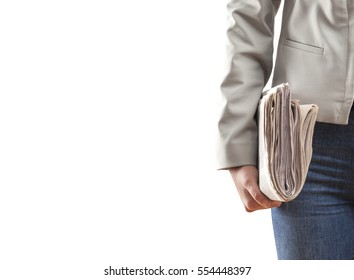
top-left (217, 0), bottom-right (281, 170)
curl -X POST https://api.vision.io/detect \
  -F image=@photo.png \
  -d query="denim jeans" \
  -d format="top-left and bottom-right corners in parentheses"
top-left (271, 106), bottom-right (354, 260)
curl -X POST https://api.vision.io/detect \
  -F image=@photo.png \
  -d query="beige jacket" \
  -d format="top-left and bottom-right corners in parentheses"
top-left (217, 0), bottom-right (354, 170)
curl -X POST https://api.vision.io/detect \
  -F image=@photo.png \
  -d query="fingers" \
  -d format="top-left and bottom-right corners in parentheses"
top-left (247, 184), bottom-right (281, 209)
top-left (229, 166), bottom-right (282, 212)
top-left (239, 177), bottom-right (281, 211)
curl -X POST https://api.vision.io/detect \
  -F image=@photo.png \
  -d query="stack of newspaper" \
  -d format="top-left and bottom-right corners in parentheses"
top-left (258, 83), bottom-right (318, 202)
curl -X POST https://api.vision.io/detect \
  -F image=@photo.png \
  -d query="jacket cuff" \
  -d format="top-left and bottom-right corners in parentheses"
top-left (216, 141), bottom-right (257, 170)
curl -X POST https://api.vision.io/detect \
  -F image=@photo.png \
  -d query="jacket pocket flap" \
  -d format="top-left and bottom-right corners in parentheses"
top-left (282, 39), bottom-right (324, 55)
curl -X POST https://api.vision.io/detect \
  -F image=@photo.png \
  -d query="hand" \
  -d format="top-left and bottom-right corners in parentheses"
top-left (229, 165), bottom-right (282, 212)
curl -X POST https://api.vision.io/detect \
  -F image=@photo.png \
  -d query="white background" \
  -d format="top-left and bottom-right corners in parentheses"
top-left (0, 1), bottom-right (352, 279)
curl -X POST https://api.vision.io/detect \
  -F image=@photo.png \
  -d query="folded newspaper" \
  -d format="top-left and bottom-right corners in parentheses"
top-left (258, 83), bottom-right (318, 202)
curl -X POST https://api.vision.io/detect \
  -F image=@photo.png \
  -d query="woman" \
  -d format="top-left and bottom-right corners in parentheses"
top-left (217, 0), bottom-right (354, 260)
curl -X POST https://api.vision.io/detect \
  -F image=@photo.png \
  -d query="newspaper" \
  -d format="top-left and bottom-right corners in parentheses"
top-left (258, 83), bottom-right (318, 202)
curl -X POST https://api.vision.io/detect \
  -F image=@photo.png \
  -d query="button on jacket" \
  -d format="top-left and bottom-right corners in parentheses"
top-left (217, 0), bottom-right (354, 170)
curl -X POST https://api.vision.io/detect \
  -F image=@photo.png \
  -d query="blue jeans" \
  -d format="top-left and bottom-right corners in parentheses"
top-left (271, 107), bottom-right (354, 260)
